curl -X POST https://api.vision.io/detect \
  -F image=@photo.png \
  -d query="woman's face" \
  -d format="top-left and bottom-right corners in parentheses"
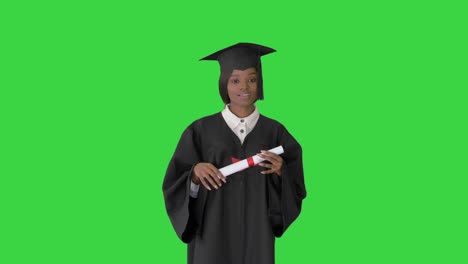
top-left (227, 67), bottom-right (258, 108)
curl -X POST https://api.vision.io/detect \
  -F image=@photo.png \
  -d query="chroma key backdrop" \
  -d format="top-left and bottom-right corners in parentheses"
top-left (1, 0), bottom-right (466, 263)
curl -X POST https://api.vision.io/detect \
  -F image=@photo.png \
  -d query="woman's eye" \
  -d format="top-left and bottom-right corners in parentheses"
top-left (231, 79), bottom-right (240, 84)
top-left (249, 78), bottom-right (257, 83)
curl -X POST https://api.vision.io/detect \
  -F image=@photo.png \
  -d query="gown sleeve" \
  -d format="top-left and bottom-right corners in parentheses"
top-left (162, 124), bottom-right (204, 243)
top-left (267, 125), bottom-right (307, 237)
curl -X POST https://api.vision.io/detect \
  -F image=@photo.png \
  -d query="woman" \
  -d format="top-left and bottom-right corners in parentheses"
top-left (163, 43), bottom-right (306, 264)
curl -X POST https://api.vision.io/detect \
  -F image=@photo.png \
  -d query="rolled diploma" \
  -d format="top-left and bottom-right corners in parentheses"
top-left (219, 146), bottom-right (284, 177)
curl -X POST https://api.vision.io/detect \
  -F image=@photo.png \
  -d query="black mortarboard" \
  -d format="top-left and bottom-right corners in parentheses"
top-left (199, 42), bottom-right (276, 103)
top-left (200, 42), bottom-right (276, 71)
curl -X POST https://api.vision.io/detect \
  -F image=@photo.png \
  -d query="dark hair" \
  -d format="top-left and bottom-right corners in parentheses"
top-left (218, 62), bottom-right (264, 104)
top-left (218, 69), bottom-right (231, 104)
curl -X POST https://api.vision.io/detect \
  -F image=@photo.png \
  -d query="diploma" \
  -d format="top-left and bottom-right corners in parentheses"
top-left (219, 146), bottom-right (284, 177)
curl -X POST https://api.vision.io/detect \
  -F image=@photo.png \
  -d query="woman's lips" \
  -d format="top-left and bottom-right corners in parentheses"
top-left (239, 93), bottom-right (250, 98)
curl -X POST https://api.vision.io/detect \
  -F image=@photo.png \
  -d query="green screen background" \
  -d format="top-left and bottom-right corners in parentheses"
top-left (1, 1), bottom-right (467, 263)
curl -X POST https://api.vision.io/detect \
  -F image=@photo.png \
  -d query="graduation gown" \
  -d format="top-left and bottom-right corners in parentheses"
top-left (163, 112), bottom-right (306, 264)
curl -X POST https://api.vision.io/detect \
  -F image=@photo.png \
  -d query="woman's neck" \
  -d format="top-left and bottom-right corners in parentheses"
top-left (228, 104), bottom-right (255, 118)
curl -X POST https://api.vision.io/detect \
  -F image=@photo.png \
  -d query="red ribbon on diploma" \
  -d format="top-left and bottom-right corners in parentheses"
top-left (231, 157), bottom-right (256, 171)
top-left (247, 157), bottom-right (255, 167)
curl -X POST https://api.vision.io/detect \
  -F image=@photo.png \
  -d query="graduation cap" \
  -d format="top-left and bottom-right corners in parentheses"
top-left (200, 42), bottom-right (276, 103)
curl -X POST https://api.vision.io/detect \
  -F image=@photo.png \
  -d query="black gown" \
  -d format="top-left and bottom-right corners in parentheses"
top-left (163, 112), bottom-right (306, 264)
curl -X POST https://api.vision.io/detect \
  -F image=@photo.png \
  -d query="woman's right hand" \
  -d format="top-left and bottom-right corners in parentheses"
top-left (192, 163), bottom-right (226, 191)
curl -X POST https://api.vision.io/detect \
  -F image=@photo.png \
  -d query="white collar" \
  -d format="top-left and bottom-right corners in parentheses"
top-left (221, 104), bottom-right (260, 130)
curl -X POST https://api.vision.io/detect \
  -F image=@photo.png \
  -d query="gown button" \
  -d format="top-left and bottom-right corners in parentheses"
top-left (240, 129), bottom-right (244, 133)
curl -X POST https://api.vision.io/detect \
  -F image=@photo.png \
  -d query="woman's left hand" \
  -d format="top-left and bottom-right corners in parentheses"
top-left (257, 150), bottom-right (283, 176)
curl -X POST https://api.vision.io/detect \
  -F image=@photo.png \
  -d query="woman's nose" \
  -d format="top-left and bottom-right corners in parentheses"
top-left (240, 80), bottom-right (250, 90)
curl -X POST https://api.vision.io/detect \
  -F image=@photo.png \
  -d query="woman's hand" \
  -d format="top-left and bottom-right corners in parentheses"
top-left (258, 150), bottom-right (284, 176)
top-left (192, 163), bottom-right (226, 191)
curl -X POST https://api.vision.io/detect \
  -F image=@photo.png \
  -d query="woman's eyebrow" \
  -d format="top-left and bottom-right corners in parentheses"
top-left (230, 72), bottom-right (257, 77)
